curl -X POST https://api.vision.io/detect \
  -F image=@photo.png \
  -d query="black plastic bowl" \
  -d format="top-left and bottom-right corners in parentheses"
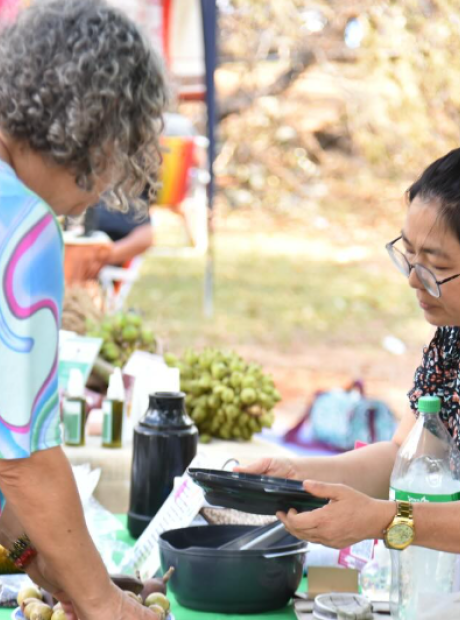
top-left (159, 525), bottom-right (307, 614)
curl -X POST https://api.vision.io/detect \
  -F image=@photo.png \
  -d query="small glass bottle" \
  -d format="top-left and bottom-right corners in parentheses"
top-left (102, 368), bottom-right (125, 448)
top-left (63, 369), bottom-right (86, 447)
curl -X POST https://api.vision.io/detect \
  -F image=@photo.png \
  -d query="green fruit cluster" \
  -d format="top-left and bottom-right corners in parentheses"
top-left (165, 349), bottom-right (281, 441)
top-left (87, 311), bottom-right (157, 367)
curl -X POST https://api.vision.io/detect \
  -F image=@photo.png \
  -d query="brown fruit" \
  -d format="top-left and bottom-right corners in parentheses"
top-left (141, 567), bottom-right (175, 601)
top-left (111, 573), bottom-right (144, 595)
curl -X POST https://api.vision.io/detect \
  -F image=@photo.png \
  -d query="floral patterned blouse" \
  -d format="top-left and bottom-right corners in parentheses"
top-left (408, 326), bottom-right (460, 447)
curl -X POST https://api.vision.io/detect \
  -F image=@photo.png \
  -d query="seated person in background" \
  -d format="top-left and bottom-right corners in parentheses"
top-left (83, 196), bottom-right (153, 279)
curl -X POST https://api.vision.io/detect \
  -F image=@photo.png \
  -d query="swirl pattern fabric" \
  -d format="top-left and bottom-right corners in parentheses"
top-left (0, 162), bottom-right (63, 460)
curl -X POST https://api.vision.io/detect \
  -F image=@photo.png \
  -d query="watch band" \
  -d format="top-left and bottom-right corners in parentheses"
top-left (396, 500), bottom-right (413, 520)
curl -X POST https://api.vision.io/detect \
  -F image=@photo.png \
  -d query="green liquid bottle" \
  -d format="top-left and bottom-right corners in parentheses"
top-left (63, 369), bottom-right (86, 447)
top-left (102, 368), bottom-right (125, 449)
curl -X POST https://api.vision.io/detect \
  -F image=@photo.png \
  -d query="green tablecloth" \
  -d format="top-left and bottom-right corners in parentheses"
top-left (0, 517), bottom-right (299, 620)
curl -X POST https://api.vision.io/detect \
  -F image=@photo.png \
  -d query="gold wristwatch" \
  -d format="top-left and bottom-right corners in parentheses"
top-left (383, 500), bottom-right (415, 550)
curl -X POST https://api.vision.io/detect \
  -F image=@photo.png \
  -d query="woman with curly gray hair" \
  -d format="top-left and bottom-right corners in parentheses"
top-left (0, 1), bottom-right (167, 619)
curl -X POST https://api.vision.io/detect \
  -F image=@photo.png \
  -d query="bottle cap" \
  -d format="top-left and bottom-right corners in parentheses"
top-left (67, 368), bottom-right (85, 398)
top-left (107, 367), bottom-right (125, 402)
top-left (418, 395), bottom-right (441, 414)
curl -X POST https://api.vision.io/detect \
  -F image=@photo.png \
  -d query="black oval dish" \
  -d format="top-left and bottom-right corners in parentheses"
top-left (188, 468), bottom-right (328, 515)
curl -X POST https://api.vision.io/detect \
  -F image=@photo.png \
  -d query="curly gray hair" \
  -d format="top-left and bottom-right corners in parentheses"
top-left (0, 0), bottom-right (168, 208)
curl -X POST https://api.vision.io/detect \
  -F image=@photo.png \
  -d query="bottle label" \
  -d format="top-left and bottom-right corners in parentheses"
top-left (102, 401), bottom-right (113, 445)
top-left (390, 486), bottom-right (460, 503)
top-left (63, 401), bottom-right (82, 445)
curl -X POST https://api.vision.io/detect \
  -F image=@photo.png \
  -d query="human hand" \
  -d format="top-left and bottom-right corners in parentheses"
top-left (75, 584), bottom-right (164, 620)
top-left (24, 556), bottom-right (78, 620)
top-left (277, 480), bottom-right (396, 549)
top-left (82, 245), bottom-right (113, 280)
top-left (234, 457), bottom-right (299, 480)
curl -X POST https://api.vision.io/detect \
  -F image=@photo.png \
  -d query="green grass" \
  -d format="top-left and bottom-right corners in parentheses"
top-left (128, 219), bottom-right (425, 356)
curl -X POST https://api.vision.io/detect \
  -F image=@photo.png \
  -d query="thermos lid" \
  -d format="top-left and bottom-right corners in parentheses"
top-left (140, 391), bottom-right (196, 430)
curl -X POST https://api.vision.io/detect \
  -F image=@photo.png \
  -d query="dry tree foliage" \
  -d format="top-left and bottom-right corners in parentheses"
top-left (210, 0), bottom-right (460, 215)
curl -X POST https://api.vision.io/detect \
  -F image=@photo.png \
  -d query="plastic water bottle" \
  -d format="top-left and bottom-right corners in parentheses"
top-left (360, 541), bottom-right (391, 602)
top-left (389, 395), bottom-right (460, 619)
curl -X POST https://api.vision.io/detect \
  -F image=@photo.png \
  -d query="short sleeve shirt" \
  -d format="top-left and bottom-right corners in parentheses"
top-left (408, 326), bottom-right (460, 447)
top-left (0, 161), bottom-right (63, 459)
top-left (87, 201), bottom-right (151, 243)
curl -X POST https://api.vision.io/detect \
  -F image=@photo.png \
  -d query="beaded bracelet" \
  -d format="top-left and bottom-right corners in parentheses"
top-left (7, 534), bottom-right (37, 569)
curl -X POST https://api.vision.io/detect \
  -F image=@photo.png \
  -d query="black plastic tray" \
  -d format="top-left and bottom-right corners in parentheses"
top-left (188, 468), bottom-right (328, 515)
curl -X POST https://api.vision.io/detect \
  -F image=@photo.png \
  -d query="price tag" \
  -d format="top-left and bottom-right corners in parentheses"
top-left (123, 472), bottom-right (205, 580)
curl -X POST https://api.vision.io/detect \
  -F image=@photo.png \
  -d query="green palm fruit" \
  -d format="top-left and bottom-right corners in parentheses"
top-left (141, 328), bottom-right (155, 345)
top-left (208, 394), bottom-right (221, 409)
top-left (199, 375), bottom-right (213, 390)
top-left (242, 376), bottom-right (257, 389)
top-left (240, 413), bottom-right (250, 425)
top-left (224, 404), bottom-right (239, 419)
top-left (164, 353), bottom-right (178, 367)
top-left (241, 388), bottom-right (257, 405)
top-left (222, 388), bottom-right (235, 403)
top-left (211, 362), bottom-right (227, 380)
top-left (102, 342), bottom-right (121, 362)
top-left (126, 313), bottom-right (143, 327)
top-left (230, 372), bottom-right (243, 388)
top-left (122, 325), bottom-right (139, 342)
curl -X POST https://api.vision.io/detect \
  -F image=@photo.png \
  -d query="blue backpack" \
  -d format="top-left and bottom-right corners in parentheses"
top-left (284, 382), bottom-right (396, 452)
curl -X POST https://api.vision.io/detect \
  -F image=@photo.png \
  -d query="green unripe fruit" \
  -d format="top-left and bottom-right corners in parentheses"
top-left (122, 325), bottom-right (139, 342)
top-left (126, 312), bottom-right (142, 327)
top-left (224, 404), bottom-right (239, 419)
top-left (241, 388), bottom-right (257, 405)
top-left (230, 372), bottom-right (243, 388)
top-left (242, 376), bottom-right (257, 389)
top-left (141, 328), bottom-right (155, 344)
top-left (145, 593), bottom-right (170, 612)
top-left (163, 353), bottom-right (179, 367)
top-left (102, 342), bottom-right (121, 362)
top-left (199, 434), bottom-right (212, 443)
top-left (51, 610), bottom-right (67, 620)
top-left (211, 362), bottom-right (227, 380)
top-left (222, 388), bottom-right (235, 403)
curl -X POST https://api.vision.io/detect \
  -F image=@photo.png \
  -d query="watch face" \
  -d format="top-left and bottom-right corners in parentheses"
top-left (387, 523), bottom-right (414, 549)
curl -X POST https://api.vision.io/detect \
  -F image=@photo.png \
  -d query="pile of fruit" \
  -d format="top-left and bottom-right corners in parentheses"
top-left (87, 311), bottom-right (157, 368)
top-left (165, 348), bottom-right (281, 441)
top-left (17, 584), bottom-right (172, 620)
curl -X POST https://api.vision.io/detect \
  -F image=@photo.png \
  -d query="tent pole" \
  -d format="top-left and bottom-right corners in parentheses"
top-left (200, 0), bottom-right (217, 318)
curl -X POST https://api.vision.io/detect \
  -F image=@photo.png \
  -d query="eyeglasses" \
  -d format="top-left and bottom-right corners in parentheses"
top-left (386, 235), bottom-right (460, 298)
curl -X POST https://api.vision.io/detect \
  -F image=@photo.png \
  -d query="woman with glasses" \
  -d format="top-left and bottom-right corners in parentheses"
top-left (238, 148), bottom-right (460, 557)
top-left (0, 1), bottom-right (166, 619)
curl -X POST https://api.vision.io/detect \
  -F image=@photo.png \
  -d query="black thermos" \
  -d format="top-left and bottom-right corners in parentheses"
top-left (127, 392), bottom-right (198, 538)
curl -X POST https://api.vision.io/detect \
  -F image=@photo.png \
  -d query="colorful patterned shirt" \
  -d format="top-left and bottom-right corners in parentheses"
top-left (408, 326), bottom-right (460, 447)
top-left (0, 160), bottom-right (63, 460)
